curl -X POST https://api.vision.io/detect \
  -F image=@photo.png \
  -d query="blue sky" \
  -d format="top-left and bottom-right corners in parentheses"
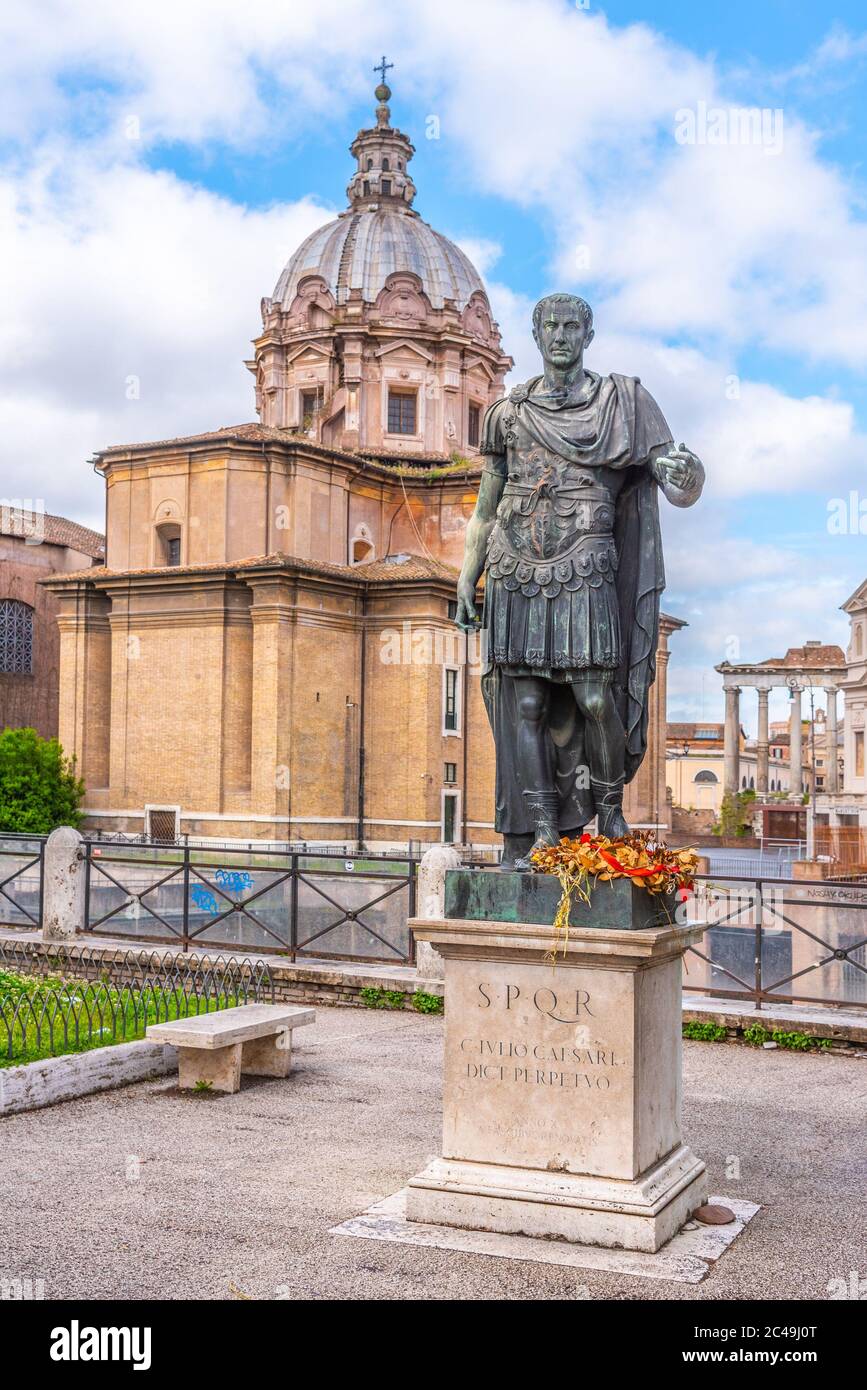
top-left (2, 0), bottom-right (866, 732)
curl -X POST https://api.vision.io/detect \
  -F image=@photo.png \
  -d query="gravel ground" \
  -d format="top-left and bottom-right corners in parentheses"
top-left (1, 1006), bottom-right (864, 1302)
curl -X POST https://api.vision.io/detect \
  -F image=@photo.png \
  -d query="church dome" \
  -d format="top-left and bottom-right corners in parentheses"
top-left (271, 71), bottom-right (487, 314)
top-left (251, 67), bottom-right (512, 449)
top-left (272, 210), bottom-right (486, 313)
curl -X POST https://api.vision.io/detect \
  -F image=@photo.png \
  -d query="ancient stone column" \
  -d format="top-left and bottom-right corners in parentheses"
top-left (42, 826), bottom-right (86, 940)
top-left (723, 686), bottom-right (741, 795)
top-left (825, 689), bottom-right (839, 794)
top-left (756, 688), bottom-right (770, 794)
top-left (789, 686), bottom-right (803, 798)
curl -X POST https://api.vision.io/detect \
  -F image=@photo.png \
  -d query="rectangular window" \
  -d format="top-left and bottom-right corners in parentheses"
top-left (387, 390), bottom-right (417, 435)
top-left (468, 402), bottom-right (481, 448)
top-left (447, 599), bottom-right (457, 620)
top-left (166, 536), bottom-right (181, 566)
top-left (444, 762), bottom-right (457, 785)
top-left (856, 730), bottom-right (865, 778)
top-left (442, 792), bottom-right (458, 844)
top-left (381, 178), bottom-right (392, 196)
top-left (301, 387), bottom-right (323, 426)
top-left (444, 668), bottom-right (458, 732)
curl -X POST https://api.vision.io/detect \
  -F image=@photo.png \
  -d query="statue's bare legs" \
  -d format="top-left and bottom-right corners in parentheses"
top-left (571, 676), bottom-right (628, 838)
top-left (511, 676), bottom-right (559, 869)
top-left (514, 677), bottom-right (554, 791)
top-left (510, 673), bottom-right (629, 865)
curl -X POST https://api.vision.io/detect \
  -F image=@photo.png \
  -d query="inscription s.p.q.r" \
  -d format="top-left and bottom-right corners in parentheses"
top-left (477, 982), bottom-right (594, 1022)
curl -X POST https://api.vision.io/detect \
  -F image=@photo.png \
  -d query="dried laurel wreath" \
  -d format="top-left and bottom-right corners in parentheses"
top-left (529, 831), bottom-right (699, 963)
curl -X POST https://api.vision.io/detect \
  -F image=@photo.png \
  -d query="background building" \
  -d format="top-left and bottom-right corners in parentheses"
top-left (811, 582), bottom-right (867, 864)
top-left (716, 641), bottom-right (846, 801)
top-left (1, 508), bottom-right (104, 739)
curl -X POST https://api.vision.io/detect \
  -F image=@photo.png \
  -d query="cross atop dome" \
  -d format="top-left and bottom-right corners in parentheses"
top-left (346, 61), bottom-right (417, 212)
top-left (374, 55), bottom-right (393, 85)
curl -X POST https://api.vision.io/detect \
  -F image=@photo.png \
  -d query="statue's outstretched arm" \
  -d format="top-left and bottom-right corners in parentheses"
top-left (649, 442), bottom-right (705, 508)
top-left (455, 466), bottom-right (504, 629)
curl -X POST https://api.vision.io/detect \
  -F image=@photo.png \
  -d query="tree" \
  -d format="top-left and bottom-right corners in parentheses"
top-left (713, 790), bottom-right (755, 839)
top-left (0, 728), bottom-right (84, 833)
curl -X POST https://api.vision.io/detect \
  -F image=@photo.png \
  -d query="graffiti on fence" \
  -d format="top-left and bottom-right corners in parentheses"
top-left (214, 870), bottom-right (254, 895)
top-left (190, 884), bottom-right (220, 915)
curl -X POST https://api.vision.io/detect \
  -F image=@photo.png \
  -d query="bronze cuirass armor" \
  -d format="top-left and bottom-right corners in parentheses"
top-left (484, 418), bottom-right (622, 677)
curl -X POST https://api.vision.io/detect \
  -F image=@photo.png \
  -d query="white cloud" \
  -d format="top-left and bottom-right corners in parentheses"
top-left (453, 236), bottom-right (502, 277)
top-left (0, 146), bottom-right (331, 525)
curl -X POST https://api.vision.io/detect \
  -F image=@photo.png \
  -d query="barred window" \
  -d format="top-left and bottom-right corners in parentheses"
top-left (0, 599), bottom-right (34, 675)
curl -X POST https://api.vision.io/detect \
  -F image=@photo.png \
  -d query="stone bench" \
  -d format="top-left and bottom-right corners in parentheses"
top-left (146, 1004), bottom-right (315, 1093)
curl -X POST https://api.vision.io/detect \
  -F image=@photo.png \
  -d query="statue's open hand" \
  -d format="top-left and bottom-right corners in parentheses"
top-left (653, 443), bottom-right (702, 493)
top-left (454, 577), bottom-right (480, 630)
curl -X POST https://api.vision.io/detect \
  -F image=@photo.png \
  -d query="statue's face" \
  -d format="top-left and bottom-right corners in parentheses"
top-left (534, 301), bottom-right (593, 370)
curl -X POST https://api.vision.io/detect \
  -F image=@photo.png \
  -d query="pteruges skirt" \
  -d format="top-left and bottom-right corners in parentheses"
top-left (484, 568), bottom-right (621, 679)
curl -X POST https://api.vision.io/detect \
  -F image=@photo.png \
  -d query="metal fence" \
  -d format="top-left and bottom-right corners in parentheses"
top-left (0, 834), bottom-right (44, 928)
top-left (0, 941), bottom-right (274, 1065)
top-left (686, 873), bottom-right (867, 1010)
top-left (83, 841), bottom-right (418, 962)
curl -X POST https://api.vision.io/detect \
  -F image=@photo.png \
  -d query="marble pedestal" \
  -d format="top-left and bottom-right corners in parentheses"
top-left (407, 899), bottom-right (707, 1253)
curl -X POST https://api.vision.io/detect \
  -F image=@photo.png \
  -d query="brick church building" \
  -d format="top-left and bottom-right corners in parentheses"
top-left (47, 79), bottom-right (682, 848)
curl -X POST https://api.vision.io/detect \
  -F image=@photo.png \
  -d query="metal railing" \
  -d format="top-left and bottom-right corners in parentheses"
top-left (0, 941), bottom-right (274, 1065)
top-left (0, 834), bottom-right (44, 928)
top-left (83, 841), bottom-right (418, 962)
top-left (686, 872), bottom-right (867, 1010)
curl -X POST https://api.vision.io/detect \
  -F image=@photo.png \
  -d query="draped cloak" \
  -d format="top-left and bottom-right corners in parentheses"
top-left (479, 372), bottom-right (672, 836)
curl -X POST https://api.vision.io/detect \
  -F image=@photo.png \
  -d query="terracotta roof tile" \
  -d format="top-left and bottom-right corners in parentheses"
top-left (760, 644), bottom-right (846, 668)
top-left (47, 551), bottom-right (459, 586)
top-left (0, 507), bottom-right (105, 559)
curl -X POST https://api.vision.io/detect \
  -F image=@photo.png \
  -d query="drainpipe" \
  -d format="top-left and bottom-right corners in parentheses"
top-left (462, 626), bottom-right (469, 844)
top-left (356, 586), bottom-right (368, 851)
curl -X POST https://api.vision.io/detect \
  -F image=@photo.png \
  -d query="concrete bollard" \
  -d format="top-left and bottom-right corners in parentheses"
top-left (42, 826), bottom-right (86, 940)
top-left (414, 844), bottom-right (461, 980)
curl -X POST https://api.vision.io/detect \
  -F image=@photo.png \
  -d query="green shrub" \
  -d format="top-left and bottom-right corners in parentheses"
top-left (359, 986), bottom-right (405, 1010)
top-left (411, 990), bottom-right (444, 1015)
top-left (744, 1022), bottom-right (769, 1046)
top-left (0, 727), bottom-right (84, 833)
top-left (744, 1022), bottom-right (831, 1050)
top-left (713, 790), bottom-right (754, 839)
top-left (682, 1020), bottom-right (728, 1042)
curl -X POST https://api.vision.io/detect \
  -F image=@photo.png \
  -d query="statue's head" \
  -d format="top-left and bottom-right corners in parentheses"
top-left (532, 293), bottom-right (594, 371)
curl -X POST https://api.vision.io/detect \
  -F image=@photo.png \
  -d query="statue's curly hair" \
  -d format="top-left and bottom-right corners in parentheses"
top-left (532, 293), bottom-right (593, 335)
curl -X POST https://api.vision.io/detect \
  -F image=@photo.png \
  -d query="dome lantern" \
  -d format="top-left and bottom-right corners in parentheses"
top-left (346, 68), bottom-right (417, 212)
